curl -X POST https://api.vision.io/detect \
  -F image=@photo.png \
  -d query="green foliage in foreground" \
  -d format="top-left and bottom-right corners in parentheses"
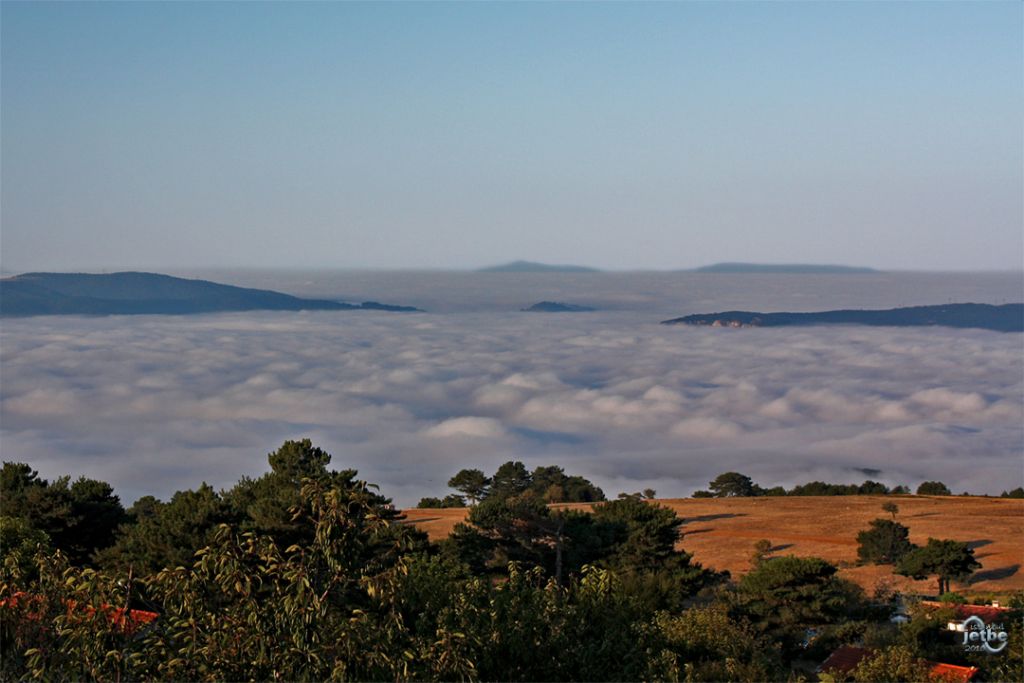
top-left (3, 478), bottom-right (439, 681)
top-left (0, 441), bottom-right (1011, 682)
top-left (0, 517), bottom-right (51, 581)
top-left (726, 555), bottom-right (868, 658)
top-left (0, 522), bottom-right (725, 680)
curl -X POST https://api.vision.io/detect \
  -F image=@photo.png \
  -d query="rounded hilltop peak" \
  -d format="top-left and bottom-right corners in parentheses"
top-left (521, 301), bottom-right (597, 313)
top-left (692, 263), bottom-right (879, 274)
top-left (478, 261), bottom-right (602, 273)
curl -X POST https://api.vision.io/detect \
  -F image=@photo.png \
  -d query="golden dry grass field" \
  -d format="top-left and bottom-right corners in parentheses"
top-left (402, 496), bottom-right (1024, 595)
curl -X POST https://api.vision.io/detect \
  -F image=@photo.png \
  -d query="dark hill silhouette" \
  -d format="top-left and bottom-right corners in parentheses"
top-left (522, 301), bottom-right (596, 312)
top-left (478, 260), bottom-right (601, 273)
top-left (661, 303), bottom-right (1023, 332)
top-left (692, 262), bottom-right (877, 274)
top-left (0, 272), bottom-right (421, 316)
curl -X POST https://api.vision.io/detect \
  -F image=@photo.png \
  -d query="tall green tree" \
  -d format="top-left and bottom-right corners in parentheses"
top-left (590, 497), bottom-right (682, 572)
top-left (729, 556), bottom-right (866, 656)
top-left (528, 466), bottom-right (605, 503)
top-left (97, 484), bottom-right (234, 576)
top-left (588, 497), bottom-right (721, 610)
top-left (896, 538), bottom-right (981, 594)
top-left (226, 439), bottom-right (369, 548)
top-left (915, 481), bottom-right (951, 496)
top-left (856, 519), bottom-right (915, 565)
top-left (489, 461), bottom-right (532, 499)
top-left (708, 472), bottom-right (756, 497)
top-left (446, 494), bottom-right (555, 573)
top-left (447, 468), bottom-right (490, 505)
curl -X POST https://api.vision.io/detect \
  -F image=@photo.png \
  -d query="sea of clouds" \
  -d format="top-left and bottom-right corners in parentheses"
top-left (1, 271), bottom-right (1022, 506)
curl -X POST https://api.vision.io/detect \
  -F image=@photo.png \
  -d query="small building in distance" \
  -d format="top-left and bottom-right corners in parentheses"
top-left (816, 645), bottom-right (978, 683)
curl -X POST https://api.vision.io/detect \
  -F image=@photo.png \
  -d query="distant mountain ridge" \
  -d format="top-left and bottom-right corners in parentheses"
top-left (661, 303), bottom-right (1023, 332)
top-left (0, 272), bottom-right (421, 316)
top-left (478, 260), bottom-right (601, 273)
top-left (692, 262), bottom-right (877, 274)
top-left (478, 261), bottom-right (875, 273)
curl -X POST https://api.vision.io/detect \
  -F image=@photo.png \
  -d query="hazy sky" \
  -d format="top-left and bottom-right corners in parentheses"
top-left (2, 2), bottom-right (1021, 272)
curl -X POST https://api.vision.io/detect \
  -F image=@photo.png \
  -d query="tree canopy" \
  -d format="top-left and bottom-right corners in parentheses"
top-left (915, 481), bottom-right (951, 496)
top-left (729, 555), bottom-right (867, 656)
top-left (856, 519), bottom-right (915, 565)
top-left (708, 472), bottom-right (757, 497)
top-left (447, 468), bottom-right (490, 505)
top-left (896, 538), bottom-right (981, 595)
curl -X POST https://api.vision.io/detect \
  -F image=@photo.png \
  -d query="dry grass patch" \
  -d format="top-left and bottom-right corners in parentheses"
top-left (403, 495), bottom-right (1024, 594)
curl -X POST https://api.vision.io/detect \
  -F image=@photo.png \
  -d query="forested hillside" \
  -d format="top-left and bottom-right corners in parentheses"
top-left (1, 441), bottom-right (1020, 681)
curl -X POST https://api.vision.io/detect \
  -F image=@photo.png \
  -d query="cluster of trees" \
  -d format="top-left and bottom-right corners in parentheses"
top-left (1, 441), bottom-right (1020, 682)
top-left (1, 464), bottom-right (129, 567)
top-left (692, 472), bottom-right (964, 498)
top-left (418, 462), bottom-right (605, 509)
top-left (855, 504), bottom-right (981, 596)
top-left (1, 440), bottom-right (404, 578)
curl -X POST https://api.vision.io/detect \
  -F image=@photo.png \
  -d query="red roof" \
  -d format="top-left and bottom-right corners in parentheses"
top-left (818, 645), bottom-right (978, 683)
top-left (818, 645), bottom-right (870, 675)
top-left (920, 600), bottom-right (1013, 624)
top-left (0, 591), bottom-right (157, 632)
top-left (929, 662), bottom-right (980, 683)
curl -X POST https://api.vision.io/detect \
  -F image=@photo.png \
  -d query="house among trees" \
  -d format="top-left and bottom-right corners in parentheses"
top-left (0, 591), bottom-right (158, 633)
top-left (817, 645), bottom-right (979, 683)
top-left (919, 600), bottom-right (1012, 633)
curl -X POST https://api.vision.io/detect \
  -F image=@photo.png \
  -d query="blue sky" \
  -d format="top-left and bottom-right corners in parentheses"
top-left (2, 1), bottom-right (1021, 271)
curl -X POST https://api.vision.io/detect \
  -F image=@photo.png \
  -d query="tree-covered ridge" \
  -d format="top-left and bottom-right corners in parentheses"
top-left (418, 462), bottom-right (606, 509)
top-left (661, 303), bottom-right (1024, 332)
top-left (1, 441), bottom-right (1020, 682)
top-left (690, 471), bottom-right (972, 498)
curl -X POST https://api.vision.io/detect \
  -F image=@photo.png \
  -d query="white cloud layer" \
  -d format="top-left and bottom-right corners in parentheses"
top-left (2, 274), bottom-right (1022, 507)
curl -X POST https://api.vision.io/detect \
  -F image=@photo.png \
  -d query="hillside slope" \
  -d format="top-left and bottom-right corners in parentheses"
top-left (0, 272), bottom-right (420, 316)
top-left (403, 495), bottom-right (1024, 594)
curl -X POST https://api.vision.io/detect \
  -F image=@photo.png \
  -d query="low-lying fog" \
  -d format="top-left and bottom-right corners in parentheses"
top-left (2, 271), bottom-right (1021, 506)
